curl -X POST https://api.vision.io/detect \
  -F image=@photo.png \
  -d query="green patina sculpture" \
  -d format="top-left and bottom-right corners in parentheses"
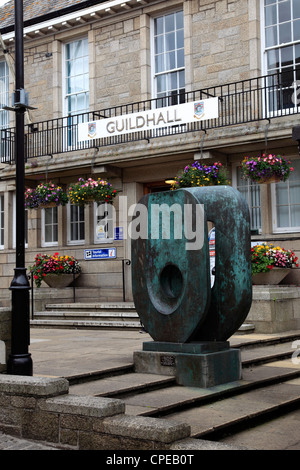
top-left (131, 186), bottom-right (252, 343)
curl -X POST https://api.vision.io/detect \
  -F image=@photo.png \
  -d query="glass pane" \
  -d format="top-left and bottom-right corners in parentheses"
top-left (157, 74), bottom-right (166, 93)
top-left (279, 0), bottom-right (291, 23)
top-left (293, 19), bottom-right (300, 40)
top-left (44, 208), bottom-right (52, 224)
top-left (266, 25), bottom-right (278, 47)
top-left (177, 29), bottom-right (184, 49)
top-left (155, 54), bottom-right (164, 73)
top-left (53, 207), bottom-right (58, 223)
top-left (166, 51), bottom-right (176, 70)
top-left (176, 11), bottom-right (183, 29)
top-left (177, 49), bottom-right (185, 68)
top-left (80, 223), bottom-right (85, 239)
top-left (277, 205), bottom-right (289, 226)
top-left (179, 70), bottom-right (185, 87)
top-left (165, 32), bottom-right (175, 51)
top-left (293, 0), bottom-right (300, 19)
top-left (155, 35), bottom-right (164, 54)
top-left (265, 4), bottom-right (277, 25)
top-left (155, 17), bottom-right (164, 35)
top-left (170, 71), bottom-right (177, 90)
top-left (276, 182), bottom-right (289, 204)
top-left (267, 49), bottom-right (279, 69)
top-left (279, 22), bottom-right (292, 43)
top-left (45, 225), bottom-right (52, 243)
top-left (281, 45), bottom-right (293, 67)
top-left (289, 181), bottom-right (300, 204)
top-left (291, 204), bottom-right (300, 226)
top-left (71, 223), bottom-right (78, 241)
top-left (165, 13), bottom-right (175, 32)
top-left (53, 224), bottom-right (58, 241)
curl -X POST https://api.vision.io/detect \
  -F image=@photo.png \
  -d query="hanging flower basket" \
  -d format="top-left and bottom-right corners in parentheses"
top-left (169, 161), bottom-right (230, 190)
top-left (241, 154), bottom-right (293, 184)
top-left (251, 243), bottom-right (298, 284)
top-left (25, 182), bottom-right (69, 209)
top-left (68, 177), bottom-right (119, 206)
top-left (29, 253), bottom-right (81, 288)
top-left (43, 273), bottom-right (80, 288)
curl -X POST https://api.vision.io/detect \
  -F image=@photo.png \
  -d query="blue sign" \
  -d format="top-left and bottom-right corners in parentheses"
top-left (114, 226), bottom-right (124, 240)
top-left (84, 248), bottom-right (116, 260)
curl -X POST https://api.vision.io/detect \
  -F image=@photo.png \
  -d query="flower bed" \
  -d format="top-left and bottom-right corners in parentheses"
top-left (29, 253), bottom-right (81, 288)
top-left (68, 177), bottom-right (118, 205)
top-left (241, 154), bottom-right (293, 183)
top-left (25, 182), bottom-right (69, 209)
top-left (170, 161), bottom-right (230, 189)
top-left (251, 243), bottom-right (298, 274)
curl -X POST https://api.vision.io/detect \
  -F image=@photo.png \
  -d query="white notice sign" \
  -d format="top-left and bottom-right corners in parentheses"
top-left (78, 98), bottom-right (219, 142)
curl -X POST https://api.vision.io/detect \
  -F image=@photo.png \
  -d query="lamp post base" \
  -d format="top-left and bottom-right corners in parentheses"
top-left (7, 353), bottom-right (32, 376)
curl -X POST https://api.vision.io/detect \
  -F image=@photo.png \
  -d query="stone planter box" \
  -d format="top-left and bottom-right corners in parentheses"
top-left (246, 286), bottom-right (300, 333)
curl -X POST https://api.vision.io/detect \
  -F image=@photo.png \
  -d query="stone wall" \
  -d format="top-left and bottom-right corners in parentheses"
top-left (0, 375), bottom-right (192, 450)
top-left (246, 286), bottom-right (300, 333)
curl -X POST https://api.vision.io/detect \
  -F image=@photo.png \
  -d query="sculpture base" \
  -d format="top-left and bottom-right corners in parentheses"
top-left (134, 341), bottom-right (241, 388)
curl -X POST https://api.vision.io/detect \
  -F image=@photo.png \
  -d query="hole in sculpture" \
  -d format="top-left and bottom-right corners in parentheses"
top-left (160, 264), bottom-right (183, 299)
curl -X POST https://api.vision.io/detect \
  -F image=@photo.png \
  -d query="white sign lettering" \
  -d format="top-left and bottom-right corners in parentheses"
top-left (78, 98), bottom-right (218, 141)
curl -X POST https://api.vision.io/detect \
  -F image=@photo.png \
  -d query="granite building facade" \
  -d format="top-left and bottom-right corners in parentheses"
top-left (0, 0), bottom-right (299, 308)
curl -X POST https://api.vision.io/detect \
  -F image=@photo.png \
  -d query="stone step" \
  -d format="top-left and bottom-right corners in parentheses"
top-left (44, 302), bottom-right (136, 312)
top-left (31, 302), bottom-right (142, 329)
top-left (33, 311), bottom-right (140, 321)
top-left (30, 319), bottom-right (141, 329)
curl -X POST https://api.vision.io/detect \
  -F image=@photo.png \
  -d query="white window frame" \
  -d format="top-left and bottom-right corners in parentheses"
top-left (232, 163), bottom-right (262, 233)
top-left (67, 203), bottom-right (85, 245)
top-left (0, 61), bottom-right (9, 128)
top-left (62, 37), bottom-right (89, 149)
top-left (41, 207), bottom-right (58, 247)
top-left (0, 61), bottom-right (10, 163)
top-left (261, 0), bottom-right (300, 117)
top-left (0, 194), bottom-right (4, 249)
top-left (151, 9), bottom-right (185, 107)
top-left (94, 202), bottom-right (115, 244)
top-left (271, 157), bottom-right (300, 233)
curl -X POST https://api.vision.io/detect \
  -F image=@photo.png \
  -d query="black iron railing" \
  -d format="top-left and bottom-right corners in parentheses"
top-left (1, 68), bottom-right (300, 164)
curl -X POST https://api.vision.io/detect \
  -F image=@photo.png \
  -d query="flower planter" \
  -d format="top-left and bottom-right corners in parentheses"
top-left (257, 175), bottom-right (281, 184)
top-left (252, 268), bottom-right (290, 285)
top-left (43, 273), bottom-right (80, 288)
top-left (41, 202), bottom-right (57, 208)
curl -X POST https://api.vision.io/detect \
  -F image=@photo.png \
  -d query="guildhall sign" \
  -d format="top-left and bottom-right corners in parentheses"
top-left (78, 98), bottom-right (219, 141)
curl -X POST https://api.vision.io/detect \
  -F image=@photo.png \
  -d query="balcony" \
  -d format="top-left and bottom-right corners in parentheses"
top-left (1, 68), bottom-right (300, 164)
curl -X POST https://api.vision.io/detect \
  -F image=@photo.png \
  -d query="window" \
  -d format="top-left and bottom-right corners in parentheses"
top-left (64, 38), bottom-right (89, 146)
top-left (0, 61), bottom-right (9, 162)
top-left (153, 11), bottom-right (185, 107)
top-left (263, 0), bottom-right (300, 113)
top-left (272, 158), bottom-right (300, 231)
top-left (68, 203), bottom-right (85, 244)
top-left (0, 195), bottom-right (4, 248)
top-left (94, 203), bottom-right (114, 243)
top-left (42, 207), bottom-right (58, 246)
top-left (234, 165), bottom-right (262, 232)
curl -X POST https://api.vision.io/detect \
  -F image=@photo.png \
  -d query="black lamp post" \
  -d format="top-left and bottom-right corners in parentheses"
top-left (7, 0), bottom-right (32, 376)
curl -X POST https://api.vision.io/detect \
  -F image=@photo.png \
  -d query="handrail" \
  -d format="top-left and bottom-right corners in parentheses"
top-left (1, 67), bottom-right (300, 164)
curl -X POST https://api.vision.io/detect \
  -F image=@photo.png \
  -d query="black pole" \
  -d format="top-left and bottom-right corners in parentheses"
top-left (7, 0), bottom-right (32, 376)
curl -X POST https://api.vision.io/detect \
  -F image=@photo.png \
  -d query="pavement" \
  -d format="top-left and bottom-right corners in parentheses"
top-left (0, 327), bottom-right (300, 451)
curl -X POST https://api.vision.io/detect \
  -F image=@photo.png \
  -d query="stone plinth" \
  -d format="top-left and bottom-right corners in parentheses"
top-left (134, 341), bottom-right (242, 388)
top-left (246, 286), bottom-right (300, 333)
